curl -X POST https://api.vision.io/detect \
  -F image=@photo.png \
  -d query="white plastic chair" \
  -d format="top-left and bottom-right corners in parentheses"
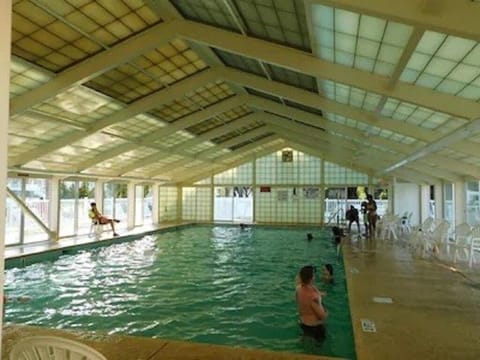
top-left (9, 335), bottom-right (107, 360)
top-left (452, 223), bottom-right (472, 264)
top-left (88, 221), bottom-right (107, 238)
top-left (422, 220), bottom-right (450, 259)
top-left (466, 225), bottom-right (480, 267)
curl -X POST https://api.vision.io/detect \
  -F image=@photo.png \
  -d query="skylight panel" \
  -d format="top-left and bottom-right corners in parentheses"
top-left (312, 4), bottom-right (413, 76)
top-left (400, 30), bottom-right (480, 100)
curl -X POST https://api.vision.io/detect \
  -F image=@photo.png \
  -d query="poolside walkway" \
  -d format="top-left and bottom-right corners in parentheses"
top-left (343, 234), bottom-right (480, 360)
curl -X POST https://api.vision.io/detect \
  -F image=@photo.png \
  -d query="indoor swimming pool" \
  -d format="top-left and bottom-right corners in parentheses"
top-left (4, 226), bottom-right (355, 359)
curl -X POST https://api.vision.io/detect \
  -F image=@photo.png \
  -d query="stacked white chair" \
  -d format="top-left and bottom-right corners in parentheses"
top-left (9, 336), bottom-right (107, 360)
top-left (452, 223), bottom-right (472, 264)
top-left (378, 213), bottom-right (402, 241)
top-left (422, 220), bottom-right (450, 259)
top-left (408, 217), bottom-right (434, 251)
top-left (467, 225), bottom-right (480, 267)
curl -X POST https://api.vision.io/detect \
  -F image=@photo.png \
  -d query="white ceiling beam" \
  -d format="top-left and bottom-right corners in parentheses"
top-left (176, 19), bottom-right (480, 118)
top-left (223, 67), bottom-right (434, 142)
top-left (9, 68), bottom-right (220, 167)
top-left (159, 135), bottom-right (279, 179)
top-left (381, 118), bottom-right (480, 174)
top-left (249, 95), bottom-right (414, 155)
top-left (116, 112), bottom-right (265, 176)
top-left (224, 68), bottom-right (480, 157)
top-left (308, 0), bottom-right (480, 41)
top-left (177, 141), bottom-right (286, 184)
top-left (75, 94), bottom-right (248, 171)
top-left (10, 21), bottom-right (177, 116)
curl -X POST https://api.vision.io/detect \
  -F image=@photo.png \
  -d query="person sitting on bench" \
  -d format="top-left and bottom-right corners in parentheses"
top-left (89, 202), bottom-right (120, 237)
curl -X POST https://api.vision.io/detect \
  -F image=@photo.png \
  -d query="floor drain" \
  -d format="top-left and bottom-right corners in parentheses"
top-left (361, 319), bottom-right (376, 333)
top-left (372, 296), bottom-right (393, 304)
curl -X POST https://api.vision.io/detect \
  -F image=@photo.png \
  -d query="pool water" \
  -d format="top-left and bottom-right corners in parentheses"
top-left (5, 226), bottom-right (355, 359)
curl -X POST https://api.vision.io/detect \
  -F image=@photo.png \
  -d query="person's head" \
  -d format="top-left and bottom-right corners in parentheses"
top-left (307, 233), bottom-right (313, 241)
top-left (323, 264), bottom-right (333, 278)
top-left (350, 205), bottom-right (355, 210)
top-left (367, 194), bottom-right (373, 201)
top-left (299, 265), bottom-right (316, 285)
top-left (90, 202), bottom-right (97, 208)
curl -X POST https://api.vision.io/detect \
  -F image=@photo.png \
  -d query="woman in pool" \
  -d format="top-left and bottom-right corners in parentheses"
top-left (295, 265), bottom-right (328, 341)
top-left (322, 264), bottom-right (334, 283)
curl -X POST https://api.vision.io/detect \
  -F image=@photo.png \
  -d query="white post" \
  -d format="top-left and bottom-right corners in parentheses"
top-left (420, 184), bottom-right (431, 223)
top-left (0, 0), bottom-right (12, 351)
top-left (95, 180), bottom-right (104, 209)
top-left (177, 186), bottom-right (183, 221)
top-left (127, 182), bottom-right (135, 229)
top-left (152, 184), bottom-right (159, 224)
top-left (454, 181), bottom-right (466, 226)
top-left (434, 182), bottom-right (444, 220)
top-left (49, 177), bottom-right (61, 240)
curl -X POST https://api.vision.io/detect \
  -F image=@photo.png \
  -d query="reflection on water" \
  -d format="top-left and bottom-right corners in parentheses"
top-left (5, 227), bottom-right (355, 359)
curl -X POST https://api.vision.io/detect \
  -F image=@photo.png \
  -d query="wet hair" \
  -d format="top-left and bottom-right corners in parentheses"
top-left (90, 202), bottom-right (96, 206)
top-left (299, 265), bottom-right (316, 284)
top-left (307, 233), bottom-right (313, 241)
top-left (367, 194), bottom-right (373, 201)
top-left (325, 264), bottom-right (333, 276)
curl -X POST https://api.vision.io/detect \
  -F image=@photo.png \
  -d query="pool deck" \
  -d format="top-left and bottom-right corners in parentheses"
top-left (2, 224), bottom-right (480, 359)
top-left (343, 233), bottom-right (480, 360)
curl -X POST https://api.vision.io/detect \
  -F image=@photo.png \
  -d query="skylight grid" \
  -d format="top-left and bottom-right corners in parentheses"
top-left (267, 63), bottom-right (318, 92)
top-left (10, 60), bottom-right (52, 97)
top-left (9, 118), bottom-right (71, 142)
top-left (215, 49), bottom-right (266, 77)
top-left (73, 133), bottom-right (126, 151)
top-left (157, 131), bottom-right (195, 148)
top-left (106, 117), bottom-right (165, 138)
top-left (381, 98), bottom-right (467, 131)
top-left (152, 99), bottom-right (199, 123)
top-left (186, 117), bottom-right (225, 135)
top-left (236, 0), bottom-right (311, 50)
top-left (205, 149), bottom-right (230, 159)
top-left (319, 80), bottom-right (382, 111)
top-left (217, 105), bottom-right (253, 121)
top-left (174, 0), bottom-right (237, 32)
top-left (400, 31), bottom-right (480, 101)
top-left (184, 143), bottom-right (215, 154)
top-left (12, 0), bottom-right (160, 71)
top-left (87, 40), bottom-right (207, 103)
top-left (24, 160), bottom-right (78, 172)
top-left (311, 4), bottom-right (413, 76)
top-left (8, 137), bottom-right (46, 157)
top-left (185, 81), bottom-right (235, 108)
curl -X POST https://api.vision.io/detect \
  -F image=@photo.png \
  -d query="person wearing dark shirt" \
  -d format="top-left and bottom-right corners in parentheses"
top-left (346, 205), bottom-right (360, 233)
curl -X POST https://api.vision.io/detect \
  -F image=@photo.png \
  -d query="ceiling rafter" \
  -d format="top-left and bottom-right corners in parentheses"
top-left (307, 0), bottom-right (480, 41)
top-left (9, 68), bottom-right (220, 168)
top-left (114, 112), bottom-right (266, 176)
top-left (154, 134), bottom-right (279, 179)
top-left (222, 67), bottom-right (480, 157)
top-left (10, 21), bottom-right (178, 116)
top-left (175, 19), bottom-right (480, 118)
top-left (75, 94), bottom-right (248, 172)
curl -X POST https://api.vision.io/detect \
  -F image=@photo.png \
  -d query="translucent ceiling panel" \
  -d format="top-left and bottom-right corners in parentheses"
top-left (311, 4), bottom-right (413, 76)
top-left (319, 80), bottom-right (382, 111)
top-left (400, 31), bottom-right (480, 101)
top-left (381, 98), bottom-right (468, 134)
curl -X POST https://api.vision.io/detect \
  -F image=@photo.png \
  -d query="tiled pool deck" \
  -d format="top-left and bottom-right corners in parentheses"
top-left (2, 225), bottom-right (480, 359)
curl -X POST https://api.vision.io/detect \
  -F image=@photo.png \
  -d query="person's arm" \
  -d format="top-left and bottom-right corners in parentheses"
top-left (311, 300), bottom-right (328, 320)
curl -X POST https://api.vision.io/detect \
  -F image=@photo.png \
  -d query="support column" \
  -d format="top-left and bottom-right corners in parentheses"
top-left (434, 182), bottom-right (444, 220)
top-left (95, 180), bottom-right (104, 208)
top-left (127, 182), bottom-right (135, 229)
top-left (420, 184), bottom-right (431, 222)
top-left (152, 183), bottom-right (159, 224)
top-left (0, 1), bottom-right (12, 345)
top-left (49, 177), bottom-right (61, 240)
top-left (454, 181), bottom-right (466, 226)
top-left (391, 177), bottom-right (396, 214)
top-left (177, 186), bottom-right (183, 222)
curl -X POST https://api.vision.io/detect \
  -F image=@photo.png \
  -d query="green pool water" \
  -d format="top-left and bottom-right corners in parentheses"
top-left (5, 226), bottom-right (355, 359)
